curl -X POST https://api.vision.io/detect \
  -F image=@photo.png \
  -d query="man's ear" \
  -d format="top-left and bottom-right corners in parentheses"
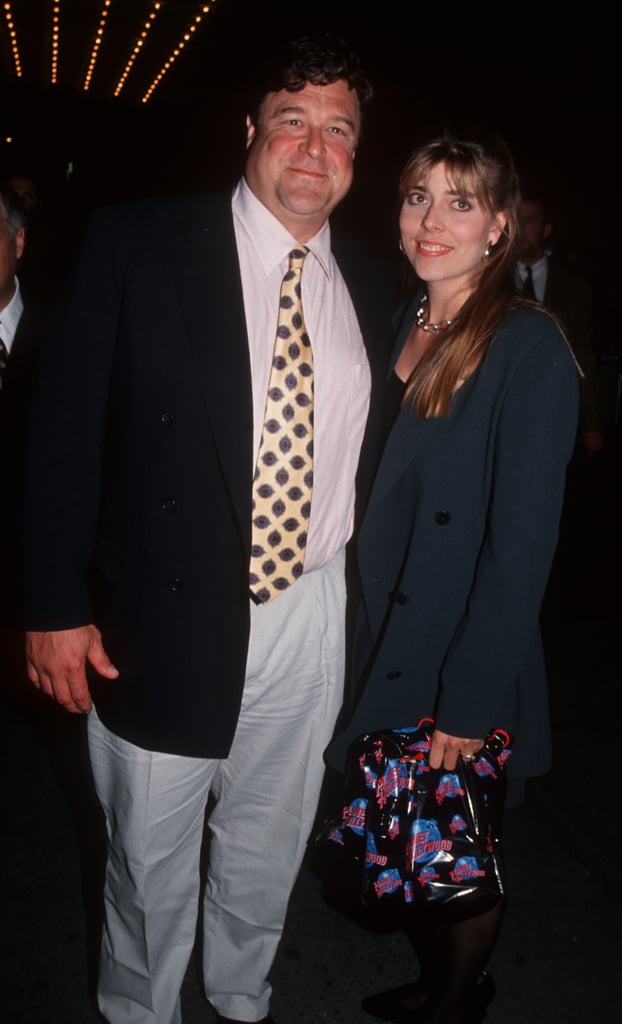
top-left (543, 221), bottom-right (553, 240)
top-left (245, 115), bottom-right (256, 150)
top-left (15, 225), bottom-right (25, 262)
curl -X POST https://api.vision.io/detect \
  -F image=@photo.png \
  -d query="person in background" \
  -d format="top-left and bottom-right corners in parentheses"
top-left (516, 192), bottom-right (604, 456)
top-left (0, 185), bottom-right (34, 703)
top-left (22, 35), bottom-right (393, 1024)
top-left (329, 124), bottom-right (579, 1024)
top-left (0, 184), bottom-right (25, 364)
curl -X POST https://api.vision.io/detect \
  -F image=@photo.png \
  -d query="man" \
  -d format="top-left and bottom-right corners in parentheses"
top-left (23, 36), bottom-right (392, 1024)
top-left (0, 185), bottom-right (34, 701)
top-left (0, 185), bottom-right (25, 378)
top-left (7, 172), bottom-right (42, 216)
top-left (517, 195), bottom-right (605, 456)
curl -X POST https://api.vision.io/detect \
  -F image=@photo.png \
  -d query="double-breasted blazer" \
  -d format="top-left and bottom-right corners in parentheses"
top-left (330, 298), bottom-right (579, 780)
top-left (23, 193), bottom-right (394, 758)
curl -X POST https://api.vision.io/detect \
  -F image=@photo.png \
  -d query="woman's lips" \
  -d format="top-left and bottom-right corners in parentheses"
top-left (415, 240), bottom-right (452, 256)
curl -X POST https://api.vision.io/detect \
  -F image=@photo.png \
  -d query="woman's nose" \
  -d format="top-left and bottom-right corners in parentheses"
top-left (421, 202), bottom-right (443, 230)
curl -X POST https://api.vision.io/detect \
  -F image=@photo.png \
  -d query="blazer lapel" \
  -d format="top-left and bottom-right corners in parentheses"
top-left (165, 196), bottom-right (254, 546)
top-left (366, 296), bottom-right (443, 508)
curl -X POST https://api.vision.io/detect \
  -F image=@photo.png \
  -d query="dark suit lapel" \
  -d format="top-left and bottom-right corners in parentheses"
top-left (165, 196), bottom-right (254, 546)
top-left (365, 296), bottom-right (443, 508)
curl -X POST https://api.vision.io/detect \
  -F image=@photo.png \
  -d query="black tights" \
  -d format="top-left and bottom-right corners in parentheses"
top-left (404, 898), bottom-right (505, 1023)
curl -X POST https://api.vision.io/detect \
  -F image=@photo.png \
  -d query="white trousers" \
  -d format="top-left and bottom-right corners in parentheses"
top-left (87, 550), bottom-right (346, 1024)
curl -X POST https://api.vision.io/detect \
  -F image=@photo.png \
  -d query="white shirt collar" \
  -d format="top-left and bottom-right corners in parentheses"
top-left (0, 277), bottom-right (24, 354)
top-left (517, 253), bottom-right (548, 278)
top-left (232, 177), bottom-right (332, 280)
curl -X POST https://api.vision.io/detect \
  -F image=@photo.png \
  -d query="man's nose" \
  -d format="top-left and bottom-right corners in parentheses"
top-left (300, 126), bottom-right (324, 158)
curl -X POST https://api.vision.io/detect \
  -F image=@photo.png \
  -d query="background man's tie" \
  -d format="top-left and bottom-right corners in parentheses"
top-left (0, 335), bottom-right (8, 390)
top-left (249, 247), bottom-right (314, 604)
top-left (522, 265), bottom-right (536, 300)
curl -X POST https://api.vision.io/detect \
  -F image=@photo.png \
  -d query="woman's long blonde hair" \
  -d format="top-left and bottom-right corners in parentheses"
top-left (399, 124), bottom-right (522, 418)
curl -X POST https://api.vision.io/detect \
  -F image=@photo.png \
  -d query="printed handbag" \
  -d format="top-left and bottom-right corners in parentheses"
top-left (314, 719), bottom-right (511, 923)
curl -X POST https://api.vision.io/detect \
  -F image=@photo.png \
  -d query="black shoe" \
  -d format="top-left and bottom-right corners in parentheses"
top-left (361, 981), bottom-right (426, 1024)
top-left (464, 971), bottom-right (495, 1023)
top-left (361, 972), bottom-right (495, 1024)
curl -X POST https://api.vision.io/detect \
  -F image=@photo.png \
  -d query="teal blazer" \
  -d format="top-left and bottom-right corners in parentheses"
top-left (331, 299), bottom-right (579, 780)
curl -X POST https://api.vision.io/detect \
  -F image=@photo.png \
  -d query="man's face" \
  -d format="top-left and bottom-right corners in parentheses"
top-left (0, 200), bottom-right (24, 312)
top-left (8, 175), bottom-right (40, 214)
top-left (245, 79), bottom-right (361, 242)
top-left (518, 200), bottom-right (552, 264)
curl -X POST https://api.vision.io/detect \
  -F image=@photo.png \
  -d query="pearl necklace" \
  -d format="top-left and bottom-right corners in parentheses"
top-left (415, 295), bottom-right (452, 333)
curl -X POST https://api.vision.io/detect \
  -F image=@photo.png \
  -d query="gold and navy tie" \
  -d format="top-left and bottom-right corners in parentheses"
top-left (249, 247), bottom-right (314, 603)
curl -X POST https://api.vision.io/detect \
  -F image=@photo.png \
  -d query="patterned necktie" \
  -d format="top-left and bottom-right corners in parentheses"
top-left (249, 247), bottom-right (314, 604)
top-left (522, 265), bottom-right (536, 300)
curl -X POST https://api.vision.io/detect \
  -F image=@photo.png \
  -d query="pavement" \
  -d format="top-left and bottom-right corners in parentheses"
top-left (1, 446), bottom-right (621, 1024)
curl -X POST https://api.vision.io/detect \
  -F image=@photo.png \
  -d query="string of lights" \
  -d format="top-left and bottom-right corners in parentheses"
top-left (0, 0), bottom-right (220, 105)
top-left (50, 1), bottom-right (60, 84)
top-left (113, 0), bottom-right (163, 98)
top-left (141, 3), bottom-right (214, 105)
top-left (83, 0), bottom-right (112, 92)
top-left (2, 2), bottom-right (22, 78)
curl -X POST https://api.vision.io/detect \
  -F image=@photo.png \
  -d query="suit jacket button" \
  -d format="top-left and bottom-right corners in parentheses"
top-left (162, 497), bottom-right (176, 512)
top-left (161, 410), bottom-right (175, 425)
top-left (168, 577), bottom-right (184, 591)
top-left (386, 670), bottom-right (402, 680)
top-left (434, 509), bottom-right (451, 525)
top-left (388, 590), bottom-right (409, 605)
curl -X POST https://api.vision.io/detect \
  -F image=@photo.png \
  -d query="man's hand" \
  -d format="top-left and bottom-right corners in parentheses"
top-left (25, 625), bottom-right (119, 714)
top-left (429, 728), bottom-right (483, 771)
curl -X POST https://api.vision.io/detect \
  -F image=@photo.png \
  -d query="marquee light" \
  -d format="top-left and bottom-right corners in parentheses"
top-left (141, 4), bottom-right (213, 104)
top-left (113, 0), bottom-right (163, 97)
top-left (0, 0), bottom-right (221, 104)
top-left (2, 2), bottom-right (23, 78)
top-left (51, 2), bottom-right (60, 85)
top-left (83, 0), bottom-right (112, 92)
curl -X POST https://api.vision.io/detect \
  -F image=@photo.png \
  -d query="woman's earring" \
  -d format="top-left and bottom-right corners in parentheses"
top-left (399, 238), bottom-right (405, 254)
top-left (484, 240), bottom-right (492, 259)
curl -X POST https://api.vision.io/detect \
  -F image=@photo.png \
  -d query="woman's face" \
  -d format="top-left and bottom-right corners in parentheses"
top-left (399, 161), bottom-right (506, 294)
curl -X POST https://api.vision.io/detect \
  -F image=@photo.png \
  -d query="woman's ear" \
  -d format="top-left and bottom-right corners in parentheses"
top-left (489, 211), bottom-right (508, 246)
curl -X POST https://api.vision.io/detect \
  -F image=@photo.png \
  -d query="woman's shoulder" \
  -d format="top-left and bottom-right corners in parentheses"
top-left (492, 303), bottom-right (579, 372)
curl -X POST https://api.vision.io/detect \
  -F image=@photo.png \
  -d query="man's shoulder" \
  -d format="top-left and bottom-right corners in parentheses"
top-left (88, 191), bottom-right (234, 239)
top-left (545, 257), bottom-right (592, 300)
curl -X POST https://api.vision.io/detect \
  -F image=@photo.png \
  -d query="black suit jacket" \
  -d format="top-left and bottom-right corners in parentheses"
top-left (533, 259), bottom-right (600, 434)
top-left (23, 193), bottom-right (394, 757)
top-left (1, 296), bottom-right (44, 701)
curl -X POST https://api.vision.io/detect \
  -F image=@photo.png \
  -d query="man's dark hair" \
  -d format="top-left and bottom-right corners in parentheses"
top-left (0, 183), bottom-right (28, 237)
top-left (246, 34), bottom-right (372, 126)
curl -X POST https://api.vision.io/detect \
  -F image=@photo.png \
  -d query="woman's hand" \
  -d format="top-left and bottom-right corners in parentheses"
top-left (429, 728), bottom-right (483, 771)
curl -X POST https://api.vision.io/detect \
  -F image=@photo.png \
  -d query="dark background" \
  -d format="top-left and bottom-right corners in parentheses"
top-left (0, 4), bottom-right (615, 349)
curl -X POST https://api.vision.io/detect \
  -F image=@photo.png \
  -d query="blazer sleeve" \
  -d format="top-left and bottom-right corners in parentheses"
top-left (22, 208), bottom-right (124, 630)
top-left (434, 315), bottom-right (579, 739)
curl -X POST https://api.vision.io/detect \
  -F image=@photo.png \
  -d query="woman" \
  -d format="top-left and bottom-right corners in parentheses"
top-left (330, 125), bottom-right (579, 1023)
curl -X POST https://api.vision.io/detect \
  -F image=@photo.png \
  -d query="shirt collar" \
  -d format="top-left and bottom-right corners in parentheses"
top-left (0, 277), bottom-right (23, 353)
top-left (232, 177), bottom-right (332, 280)
top-left (517, 254), bottom-right (548, 278)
